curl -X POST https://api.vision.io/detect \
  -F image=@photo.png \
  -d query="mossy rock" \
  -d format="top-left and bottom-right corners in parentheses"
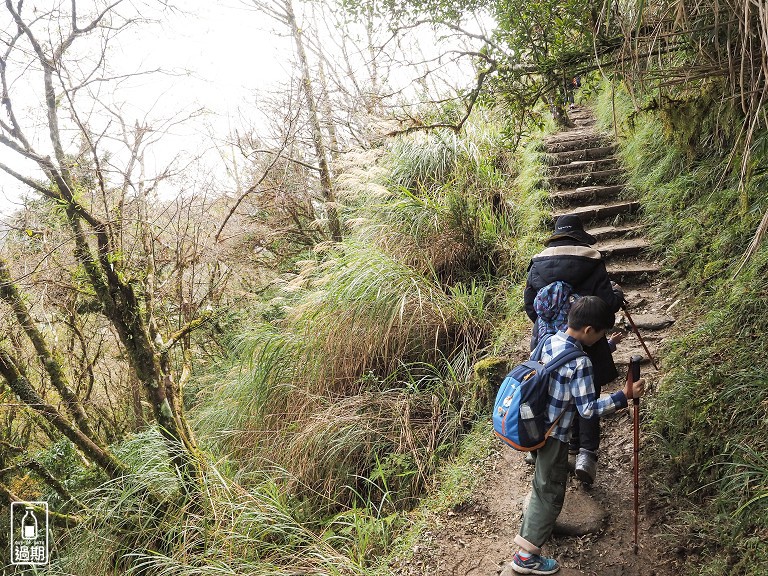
top-left (472, 357), bottom-right (509, 408)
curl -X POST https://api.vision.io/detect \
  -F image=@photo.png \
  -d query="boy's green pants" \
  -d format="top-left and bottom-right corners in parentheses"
top-left (516, 436), bottom-right (570, 552)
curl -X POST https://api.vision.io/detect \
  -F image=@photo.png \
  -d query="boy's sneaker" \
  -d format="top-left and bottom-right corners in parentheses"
top-left (510, 551), bottom-right (560, 574)
top-left (575, 449), bottom-right (598, 484)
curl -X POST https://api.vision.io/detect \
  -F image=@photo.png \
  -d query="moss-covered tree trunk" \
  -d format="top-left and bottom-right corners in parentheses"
top-left (66, 209), bottom-right (205, 500)
top-left (0, 350), bottom-right (126, 478)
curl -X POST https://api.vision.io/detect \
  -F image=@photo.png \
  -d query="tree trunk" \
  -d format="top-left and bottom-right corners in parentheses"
top-left (0, 259), bottom-right (97, 440)
top-left (1, 0), bottom-right (207, 510)
top-left (285, 0), bottom-right (342, 242)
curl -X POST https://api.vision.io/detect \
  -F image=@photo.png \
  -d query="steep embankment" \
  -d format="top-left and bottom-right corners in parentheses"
top-left (393, 106), bottom-right (681, 576)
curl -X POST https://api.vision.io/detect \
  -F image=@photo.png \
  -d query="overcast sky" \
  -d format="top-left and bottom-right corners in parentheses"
top-left (0, 0), bottom-right (488, 215)
top-left (0, 1), bottom-right (292, 213)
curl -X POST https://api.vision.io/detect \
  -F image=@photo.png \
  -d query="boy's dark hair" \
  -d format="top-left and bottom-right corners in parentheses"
top-left (567, 296), bottom-right (615, 331)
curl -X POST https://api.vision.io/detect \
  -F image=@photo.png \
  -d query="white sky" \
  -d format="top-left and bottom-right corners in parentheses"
top-left (0, 1), bottom-right (294, 213)
top-left (0, 0), bottom-right (490, 215)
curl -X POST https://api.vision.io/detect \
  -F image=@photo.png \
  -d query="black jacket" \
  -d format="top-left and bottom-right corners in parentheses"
top-left (524, 239), bottom-right (623, 387)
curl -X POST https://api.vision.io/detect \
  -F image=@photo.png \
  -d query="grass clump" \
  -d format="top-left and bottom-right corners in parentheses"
top-left (648, 249), bottom-right (768, 575)
top-left (43, 430), bottom-right (369, 576)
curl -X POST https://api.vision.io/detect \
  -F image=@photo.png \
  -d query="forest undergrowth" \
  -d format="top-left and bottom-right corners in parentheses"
top-left (1, 0), bottom-right (767, 572)
top-left (5, 109), bottom-right (553, 574)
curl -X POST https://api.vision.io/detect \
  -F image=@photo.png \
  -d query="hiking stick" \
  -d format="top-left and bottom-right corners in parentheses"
top-left (628, 355), bottom-right (643, 555)
top-left (621, 302), bottom-right (659, 370)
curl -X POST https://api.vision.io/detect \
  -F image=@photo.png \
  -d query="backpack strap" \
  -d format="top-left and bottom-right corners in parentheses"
top-left (530, 333), bottom-right (550, 362)
top-left (542, 345), bottom-right (586, 433)
top-left (543, 346), bottom-right (586, 374)
top-left (530, 334), bottom-right (585, 368)
top-left (526, 338), bottom-right (587, 440)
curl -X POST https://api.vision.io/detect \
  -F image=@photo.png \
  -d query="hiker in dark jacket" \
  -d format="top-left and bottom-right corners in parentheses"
top-left (523, 214), bottom-right (624, 484)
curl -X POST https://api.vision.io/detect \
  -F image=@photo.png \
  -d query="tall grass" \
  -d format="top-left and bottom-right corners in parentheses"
top-left (339, 115), bottom-right (529, 285)
top-left (192, 109), bottom-right (549, 525)
top-left (43, 430), bottom-right (369, 576)
top-left (194, 333), bottom-right (484, 512)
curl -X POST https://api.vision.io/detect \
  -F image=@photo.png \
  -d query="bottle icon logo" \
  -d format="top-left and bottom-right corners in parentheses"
top-left (10, 501), bottom-right (49, 565)
top-left (21, 508), bottom-right (38, 540)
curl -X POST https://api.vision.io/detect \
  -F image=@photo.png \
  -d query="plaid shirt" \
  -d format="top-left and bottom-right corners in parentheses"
top-left (539, 331), bottom-right (628, 443)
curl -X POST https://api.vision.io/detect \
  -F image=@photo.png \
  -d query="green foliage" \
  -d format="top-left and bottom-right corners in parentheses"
top-left (195, 329), bottom-right (486, 512)
top-left (322, 478), bottom-right (403, 566)
top-left (370, 418), bottom-right (498, 572)
top-left (362, 120), bottom-right (519, 283)
top-left (648, 250), bottom-right (768, 575)
top-left (595, 81), bottom-right (768, 290)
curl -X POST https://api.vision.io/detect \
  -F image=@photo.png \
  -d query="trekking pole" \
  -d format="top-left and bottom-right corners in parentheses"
top-left (621, 301), bottom-right (659, 370)
top-left (628, 355), bottom-right (643, 555)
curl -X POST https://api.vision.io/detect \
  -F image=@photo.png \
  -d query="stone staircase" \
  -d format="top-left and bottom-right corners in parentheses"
top-left (497, 109), bottom-right (681, 576)
top-left (542, 106), bottom-right (671, 373)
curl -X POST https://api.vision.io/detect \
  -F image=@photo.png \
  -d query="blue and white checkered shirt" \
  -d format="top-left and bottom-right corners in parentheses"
top-left (539, 331), bottom-right (628, 443)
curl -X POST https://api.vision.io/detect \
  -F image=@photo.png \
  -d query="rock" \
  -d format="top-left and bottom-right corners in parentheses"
top-left (473, 357), bottom-right (509, 384)
top-left (473, 357), bottom-right (510, 406)
top-left (523, 488), bottom-right (608, 536)
top-left (628, 313), bottom-right (675, 330)
top-left (623, 290), bottom-right (647, 307)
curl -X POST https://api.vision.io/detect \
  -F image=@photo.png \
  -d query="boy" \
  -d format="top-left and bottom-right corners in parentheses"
top-left (524, 214), bottom-right (625, 484)
top-left (509, 296), bottom-right (645, 575)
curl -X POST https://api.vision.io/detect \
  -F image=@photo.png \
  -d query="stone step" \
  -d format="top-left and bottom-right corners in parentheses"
top-left (552, 200), bottom-right (640, 223)
top-left (549, 157), bottom-right (618, 176)
top-left (569, 109), bottom-right (594, 120)
top-left (588, 223), bottom-right (646, 242)
top-left (549, 168), bottom-right (625, 189)
top-left (545, 145), bottom-right (617, 165)
top-left (620, 288), bottom-right (658, 309)
top-left (621, 312), bottom-right (676, 330)
top-left (606, 261), bottom-right (662, 284)
top-left (544, 129), bottom-right (603, 145)
top-left (613, 350), bottom-right (660, 371)
top-left (546, 134), bottom-right (609, 154)
top-left (572, 120), bottom-right (597, 129)
top-left (597, 238), bottom-right (651, 259)
top-left (551, 185), bottom-right (625, 206)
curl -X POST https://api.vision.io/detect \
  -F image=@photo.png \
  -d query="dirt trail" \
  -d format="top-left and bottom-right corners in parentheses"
top-left (392, 107), bottom-right (680, 576)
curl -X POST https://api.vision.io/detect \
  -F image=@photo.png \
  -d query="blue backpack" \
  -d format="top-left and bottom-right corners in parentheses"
top-left (493, 336), bottom-right (586, 451)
